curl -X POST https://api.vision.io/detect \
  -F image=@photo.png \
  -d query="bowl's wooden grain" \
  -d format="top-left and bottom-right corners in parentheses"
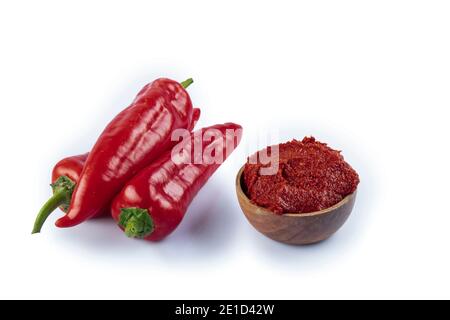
top-left (236, 166), bottom-right (357, 245)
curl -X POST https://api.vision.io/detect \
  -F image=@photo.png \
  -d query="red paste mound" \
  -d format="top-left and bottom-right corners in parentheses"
top-left (243, 137), bottom-right (359, 214)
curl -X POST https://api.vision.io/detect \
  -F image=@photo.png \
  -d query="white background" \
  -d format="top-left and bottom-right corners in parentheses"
top-left (1, 0), bottom-right (449, 299)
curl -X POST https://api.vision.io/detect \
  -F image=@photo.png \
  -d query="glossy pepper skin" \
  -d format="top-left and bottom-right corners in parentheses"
top-left (47, 109), bottom-right (201, 190)
top-left (48, 109), bottom-right (200, 207)
top-left (111, 123), bottom-right (242, 241)
top-left (56, 78), bottom-right (199, 228)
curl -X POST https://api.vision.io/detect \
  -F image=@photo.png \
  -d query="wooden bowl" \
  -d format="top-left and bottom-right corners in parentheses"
top-left (235, 166), bottom-right (357, 245)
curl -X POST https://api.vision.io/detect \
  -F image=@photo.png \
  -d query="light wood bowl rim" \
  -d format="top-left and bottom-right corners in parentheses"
top-left (236, 165), bottom-right (356, 218)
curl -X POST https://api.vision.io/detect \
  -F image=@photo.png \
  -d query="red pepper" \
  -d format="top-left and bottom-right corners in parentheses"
top-left (33, 78), bottom-right (199, 232)
top-left (111, 123), bottom-right (242, 241)
top-left (32, 154), bottom-right (88, 233)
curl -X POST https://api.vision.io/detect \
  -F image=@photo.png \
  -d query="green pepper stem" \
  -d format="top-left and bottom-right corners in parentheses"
top-left (180, 78), bottom-right (194, 89)
top-left (32, 176), bottom-right (76, 234)
top-left (118, 208), bottom-right (154, 239)
top-left (32, 189), bottom-right (68, 234)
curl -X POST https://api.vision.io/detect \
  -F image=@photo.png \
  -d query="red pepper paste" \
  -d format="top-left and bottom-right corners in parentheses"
top-left (242, 137), bottom-right (359, 214)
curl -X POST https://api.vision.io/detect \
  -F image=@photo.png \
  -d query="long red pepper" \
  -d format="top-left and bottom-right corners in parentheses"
top-left (111, 123), bottom-right (242, 241)
top-left (33, 78), bottom-right (199, 231)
